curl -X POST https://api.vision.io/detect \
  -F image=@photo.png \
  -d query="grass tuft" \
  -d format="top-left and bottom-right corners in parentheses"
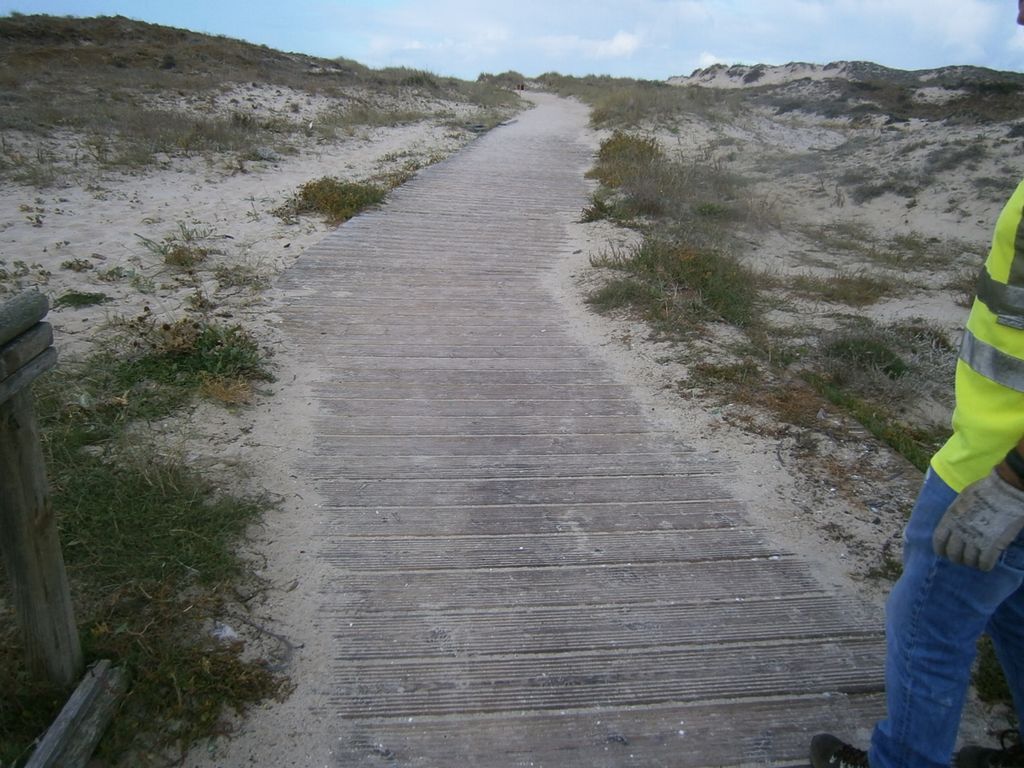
top-left (790, 271), bottom-right (895, 307)
top-left (803, 372), bottom-right (947, 471)
top-left (53, 290), bottom-right (111, 309)
top-left (586, 277), bottom-right (660, 311)
top-left (823, 335), bottom-right (909, 379)
top-left (136, 222), bottom-right (216, 269)
top-left (580, 193), bottom-right (618, 223)
top-left (67, 317), bottom-right (273, 440)
top-left (591, 238), bottom-right (760, 330)
top-left (687, 359), bottom-right (762, 388)
top-left (275, 177), bottom-right (386, 224)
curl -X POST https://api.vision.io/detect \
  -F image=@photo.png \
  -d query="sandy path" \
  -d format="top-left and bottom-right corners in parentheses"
top-left (190, 93), bottom-right (887, 767)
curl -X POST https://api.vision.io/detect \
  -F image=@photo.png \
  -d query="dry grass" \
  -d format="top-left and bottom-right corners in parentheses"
top-left (199, 373), bottom-right (254, 405)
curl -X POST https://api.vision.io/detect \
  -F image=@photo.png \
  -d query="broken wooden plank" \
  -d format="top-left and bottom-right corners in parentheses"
top-left (26, 660), bottom-right (129, 768)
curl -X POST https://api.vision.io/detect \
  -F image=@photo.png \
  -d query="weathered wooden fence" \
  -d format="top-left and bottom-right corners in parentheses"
top-left (0, 289), bottom-right (82, 687)
top-left (0, 290), bottom-right (128, 767)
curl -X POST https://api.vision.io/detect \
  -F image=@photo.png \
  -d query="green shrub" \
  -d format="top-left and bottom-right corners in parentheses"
top-left (590, 131), bottom-right (664, 188)
top-left (587, 131), bottom-right (745, 229)
top-left (593, 239), bottom-right (760, 329)
top-left (277, 177), bottom-right (386, 224)
top-left (629, 239), bottom-right (759, 328)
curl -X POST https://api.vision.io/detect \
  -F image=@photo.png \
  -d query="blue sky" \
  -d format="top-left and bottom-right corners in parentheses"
top-left (3, 1), bottom-right (1024, 80)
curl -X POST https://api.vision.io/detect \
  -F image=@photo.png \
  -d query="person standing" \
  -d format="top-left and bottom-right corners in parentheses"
top-left (811, 4), bottom-right (1024, 766)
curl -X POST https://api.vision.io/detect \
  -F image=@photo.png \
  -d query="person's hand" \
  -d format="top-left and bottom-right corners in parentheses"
top-left (933, 471), bottom-right (1024, 571)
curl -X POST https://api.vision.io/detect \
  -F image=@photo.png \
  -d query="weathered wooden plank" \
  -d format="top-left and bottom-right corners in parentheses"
top-left (311, 384), bottom-right (634, 400)
top-left (297, 290), bottom-right (556, 302)
top-left (313, 415), bottom-right (666, 436)
top-left (326, 594), bottom-right (878, 659)
top-left (315, 501), bottom-right (743, 536)
top-left (26, 660), bottom-right (128, 768)
top-left (0, 322), bottom-right (52, 381)
top-left (309, 433), bottom-right (693, 456)
top-left (0, 346), bottom-right (57, 406)
top-left (321, 528), bottom-right (778, 570)
top-left (331, 559), bottom-right (827, 611)
top-left (317, 476), bottom-right (734, 507)
top-left (0, 290), bottom-right (48, 348)
top-left (296, 327), bottom-right (582, 343)
top-left (318, 398), bottom-right (640, 418)
top-left (326, 637), bottom-right (885, 717)
top-left (317, 344), bottom-right (595, 359)
top-left (313, 357), bottom-right (609, 373)
top-left (328, 694), bottom-right (886, 768)
top-left (310, 368), bottom-right (623, 386)
top-left (291, 305), bottom-right (565, 320)
top-left (309, 453), bottom-right (724, 480)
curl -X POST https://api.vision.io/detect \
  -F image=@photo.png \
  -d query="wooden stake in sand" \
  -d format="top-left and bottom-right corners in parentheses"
top-left (0, 289), bottom-right (82, 687)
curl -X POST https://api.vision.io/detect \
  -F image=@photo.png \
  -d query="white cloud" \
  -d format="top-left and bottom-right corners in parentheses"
top-left (835, 0), bottom-right (1000, 57)
top-left (698, 51), bottom-right (723, 68)
top-left (534, 31), bottom-right (642, 60)
top-left (1011, 26), bottom-right (1024, 48)
top-left (367, 35), bottom-right (413, 55)
top-left (594, 31), bottom-right (641, 58)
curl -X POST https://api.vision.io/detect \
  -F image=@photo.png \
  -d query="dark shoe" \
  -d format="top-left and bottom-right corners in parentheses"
top-left (956, 732), bottom-right (1024, 767)
top-left (810, 733), bottom-right (870, 768)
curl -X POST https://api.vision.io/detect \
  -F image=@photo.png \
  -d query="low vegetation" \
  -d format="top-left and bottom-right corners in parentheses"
top-left (538, 73), bottom-right (738, 129)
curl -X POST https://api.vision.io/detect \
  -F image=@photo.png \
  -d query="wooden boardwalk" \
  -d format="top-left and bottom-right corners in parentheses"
top-left (277, 94), bottom-right (886, 767)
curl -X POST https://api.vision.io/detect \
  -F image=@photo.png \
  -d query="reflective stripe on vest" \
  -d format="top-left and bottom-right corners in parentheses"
top-left (960, 328), bottom-right (1024, 392)
top-left (975, 268), bottom-right (1024, 330)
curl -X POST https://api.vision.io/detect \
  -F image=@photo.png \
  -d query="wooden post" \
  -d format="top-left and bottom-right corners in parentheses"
top-left (0, 290), bottom-right (82, 687)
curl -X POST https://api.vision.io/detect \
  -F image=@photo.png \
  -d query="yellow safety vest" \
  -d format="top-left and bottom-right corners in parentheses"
top-left (931, 179), bottom-right (1024, 492)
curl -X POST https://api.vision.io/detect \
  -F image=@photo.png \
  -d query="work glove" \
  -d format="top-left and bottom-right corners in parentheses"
top-left (933, 471), bottom-right (1024, 572)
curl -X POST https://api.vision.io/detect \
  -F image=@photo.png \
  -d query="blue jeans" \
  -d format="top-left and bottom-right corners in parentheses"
top-left (869, 469), bottom-right (1024, 768)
